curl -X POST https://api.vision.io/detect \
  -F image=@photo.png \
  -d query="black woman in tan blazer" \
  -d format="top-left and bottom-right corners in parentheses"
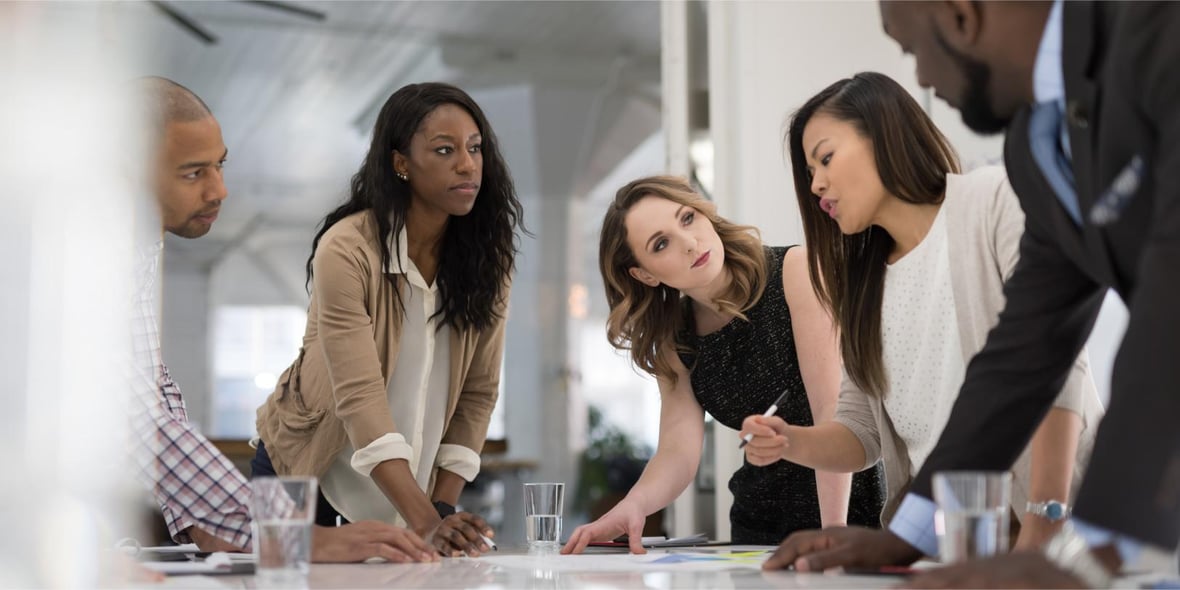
top-left (255, 82), bottom-right (524, 558)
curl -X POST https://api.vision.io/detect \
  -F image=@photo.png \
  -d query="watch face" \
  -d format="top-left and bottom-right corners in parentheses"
top-left (1046, 501), bottom-right (1066, 520)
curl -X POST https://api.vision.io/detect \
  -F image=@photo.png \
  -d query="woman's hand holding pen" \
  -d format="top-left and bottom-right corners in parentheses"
top-left (739, 414), bottom-right (791, 466)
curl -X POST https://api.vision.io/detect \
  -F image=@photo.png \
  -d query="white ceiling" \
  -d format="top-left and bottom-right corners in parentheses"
top-left (56, 0), bottom-right (662, 263)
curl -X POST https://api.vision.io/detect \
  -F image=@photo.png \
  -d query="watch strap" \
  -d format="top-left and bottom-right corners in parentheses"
top-left (1027, 499), bottom-right (1072, 521)
top-left (433, 500), bottom-right (457, 518)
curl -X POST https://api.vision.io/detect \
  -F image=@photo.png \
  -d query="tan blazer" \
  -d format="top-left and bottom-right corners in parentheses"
top-left (256, 209), bottom-right (507, 479)
top-left (833, 167), bottom-right (1103, 525)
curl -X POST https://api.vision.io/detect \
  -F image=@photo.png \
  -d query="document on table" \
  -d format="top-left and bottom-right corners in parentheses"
top-left (140, 551), bottom-right (255, 575)
top-left (480, 549), bottom-right (771, 573)
top-left (138, 543), bottom-right (200, 554)
top-left (588, 533), bottom-right (721, 548)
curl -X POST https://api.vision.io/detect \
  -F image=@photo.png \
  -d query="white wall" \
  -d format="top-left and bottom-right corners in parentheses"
top-left (708, 1), bottom-right (1003, 245)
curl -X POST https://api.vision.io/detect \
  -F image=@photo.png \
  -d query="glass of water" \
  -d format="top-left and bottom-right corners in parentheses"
top-left (250, 476), bottom-right (317, 588)
top-left (523, 482), bottom-right (564, 550)
top-left (933, 471), bottom-right (1011, 563)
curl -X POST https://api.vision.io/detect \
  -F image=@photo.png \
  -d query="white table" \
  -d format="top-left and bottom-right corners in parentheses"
top-left (152, 546), bottom-right (906, 589)
top-left (146, 546), bottom-right (1172, 589)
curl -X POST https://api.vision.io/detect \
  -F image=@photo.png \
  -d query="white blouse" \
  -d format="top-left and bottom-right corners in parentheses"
top-left (319, 228), bottom-right (453, 526)
top-left (879, 206), bottom-right (967, 475)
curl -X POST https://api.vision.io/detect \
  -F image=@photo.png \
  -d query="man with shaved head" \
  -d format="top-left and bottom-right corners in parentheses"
top-left (766, 2), bottom-right (1180, 587)
top-left (129, 77), bottom-right (436, 563)
top-left (139, 76), bottom-right (227, 240)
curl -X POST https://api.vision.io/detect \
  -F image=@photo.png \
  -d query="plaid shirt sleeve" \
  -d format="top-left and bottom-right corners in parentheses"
top-left (127, 242), bottom-right (253, 550)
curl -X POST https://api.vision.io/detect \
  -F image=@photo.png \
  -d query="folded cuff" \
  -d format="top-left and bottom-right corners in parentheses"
top-left (166, 511), bottom-right (195, 544)
top-left (435, 444), bottom-right (481, 482)
top-left (350, 433), bottom-right (414, 476)
top-left (832, 414), bottom-right (881, 470)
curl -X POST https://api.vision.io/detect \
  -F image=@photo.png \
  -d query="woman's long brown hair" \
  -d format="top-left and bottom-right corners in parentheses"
top-left (786, 72), bottom-right (959, 396)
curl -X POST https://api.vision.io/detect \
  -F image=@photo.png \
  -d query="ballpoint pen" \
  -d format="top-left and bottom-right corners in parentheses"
top-left (737, 388), bottom-right (790, 449)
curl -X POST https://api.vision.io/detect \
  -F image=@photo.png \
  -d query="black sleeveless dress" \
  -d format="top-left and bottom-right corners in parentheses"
top-left (678, 246), bottom-right (885, 544)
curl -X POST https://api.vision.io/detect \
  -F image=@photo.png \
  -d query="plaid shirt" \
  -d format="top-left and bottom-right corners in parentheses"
top-left (127, 239), bottom-right (253, 549)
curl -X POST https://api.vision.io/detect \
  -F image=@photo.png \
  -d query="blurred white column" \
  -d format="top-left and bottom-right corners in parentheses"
top-left (660, 0), bottom-right (701, 540)
top-left (0, 3), bottom-right (145, 586)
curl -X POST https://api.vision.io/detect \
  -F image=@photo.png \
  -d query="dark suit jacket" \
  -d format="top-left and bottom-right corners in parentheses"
top-left (909, 1), bottom-right (1180, 549)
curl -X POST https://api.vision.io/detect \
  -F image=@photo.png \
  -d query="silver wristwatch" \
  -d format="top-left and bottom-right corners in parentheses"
top-left (1027, 499), bottom-right (1072, 522)
top-left (1042, 524), bottom-right (1114, 589)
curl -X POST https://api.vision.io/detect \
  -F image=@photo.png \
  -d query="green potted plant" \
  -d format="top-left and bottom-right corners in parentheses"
top-left (574, 405), bottom-right (663, 535)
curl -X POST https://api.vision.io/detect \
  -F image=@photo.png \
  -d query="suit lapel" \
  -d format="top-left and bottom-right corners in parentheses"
top-left (1062, 0), bottom-right (1098, 204)
top-left (1062, 0), bottom-right (1118, 285)
top-left (1007, 110), bottom-right (1087, 265)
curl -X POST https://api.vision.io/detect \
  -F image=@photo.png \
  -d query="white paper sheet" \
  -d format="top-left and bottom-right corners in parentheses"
top-left (478, 550), bottom-right (770, 573)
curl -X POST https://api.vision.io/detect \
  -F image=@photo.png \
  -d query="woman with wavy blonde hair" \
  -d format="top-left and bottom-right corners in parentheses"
top-left (563, 176), bottom-right (884, 553)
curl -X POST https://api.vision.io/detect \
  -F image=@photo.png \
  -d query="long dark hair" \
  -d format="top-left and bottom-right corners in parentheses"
top-left (786, 72), bottom-right (959, 396)
top-left (599, 176), bottom-right (766, 383)
top-left (306, 82), bottom-right (524, 332)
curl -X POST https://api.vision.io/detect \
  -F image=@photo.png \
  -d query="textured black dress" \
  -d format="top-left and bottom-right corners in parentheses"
top-left (678, 246), bottom-right (885, 544)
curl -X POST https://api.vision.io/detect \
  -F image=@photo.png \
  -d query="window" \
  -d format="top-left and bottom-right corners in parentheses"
top-left (211, 305), bottom-right (306, 438)
top-left (210, 304), bottom-right (509, 441)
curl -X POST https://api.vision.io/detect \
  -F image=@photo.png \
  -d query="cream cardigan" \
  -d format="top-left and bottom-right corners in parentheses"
top-left (832, 166), bottom-right (1104, 525)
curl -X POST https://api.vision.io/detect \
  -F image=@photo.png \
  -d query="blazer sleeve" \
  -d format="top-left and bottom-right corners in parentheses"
top-left (909, 179), bottom-right (1105, 504)
top-left (1070, 2), bottom-right (1180, 548)
top-left (437, 283), bottom-right (510, 480)
top-left (832, 369), bottom-right (884, 470)
top-left (312, 231), bottom-right (399, 451)
top-left (990, 173), bottom-right (1091, 418)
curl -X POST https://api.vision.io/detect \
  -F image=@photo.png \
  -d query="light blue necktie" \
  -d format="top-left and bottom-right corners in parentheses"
top-left (1028, 101), bottom-right (1081, 225)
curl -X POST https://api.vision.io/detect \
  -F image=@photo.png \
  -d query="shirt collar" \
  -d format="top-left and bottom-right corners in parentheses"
top-left (1032, 0), bottom-right (1065, 105)
top-left (385, 224), bottom-right (436, 293)
top-left (134, 237), bottom-right (164, 294)
top-left (135, 237), bottom-right (163, 274)
top-left (138, 237), bottom-right (164, 261)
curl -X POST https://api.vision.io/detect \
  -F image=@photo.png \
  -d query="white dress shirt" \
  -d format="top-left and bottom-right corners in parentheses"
top-left (319, 227), bottom-right (453, 526)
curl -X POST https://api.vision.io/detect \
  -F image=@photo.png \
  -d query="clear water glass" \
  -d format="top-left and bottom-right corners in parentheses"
top-left (523, 482), bottom-right (564, 550)
top-left (933, 471), bottom-right (1011, 563)
top-left (250, 476), bottom-right (317, 588)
